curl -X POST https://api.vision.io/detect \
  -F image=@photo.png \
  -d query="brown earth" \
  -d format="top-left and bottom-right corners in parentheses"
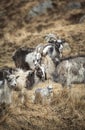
top-left (0, 0), bottom-right (85, 130)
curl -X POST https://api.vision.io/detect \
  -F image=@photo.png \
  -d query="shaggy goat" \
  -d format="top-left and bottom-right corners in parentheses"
top-left (43, 33), bottom-right (65, 59)
top-left (12, 35), bottom-right (64, 71)
top-left (13, 68), bottom-right (32, 103)
top-left (53, 56), bottom-right (85, 87)
top-left (14, 67), bottom-right (46, 103)
top-left (0, 70), bottom-right (17, 104)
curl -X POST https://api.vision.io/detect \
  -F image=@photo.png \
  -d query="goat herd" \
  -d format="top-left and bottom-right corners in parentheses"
top-left (0, 33), bottom-right (85, 105)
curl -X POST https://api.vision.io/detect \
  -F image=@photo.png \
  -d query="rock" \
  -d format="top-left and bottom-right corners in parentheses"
top-left (25, 0), bottom-right (53, 22)
top-left (67, 2), bottom-right (81, 10)
top-left (79, 15), bottom-right (85, 23)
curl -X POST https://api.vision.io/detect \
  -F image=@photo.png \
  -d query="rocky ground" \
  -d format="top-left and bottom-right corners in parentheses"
top-left (0, 0), bottom-right (85, 130)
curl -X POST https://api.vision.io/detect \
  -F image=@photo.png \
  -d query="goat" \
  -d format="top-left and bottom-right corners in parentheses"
top-left (53, 55), bottom-right (85, 87)
top-left (14, 67), bottom-right (46, 103)
top-left (12, 46), bottom-right (42, 70)
top-left (34, 85), bottom-right (53, 105)
top-left (0, 70), bottom-right (17, 104)
top-left (12, 36), bottom-right (64, 71)
top-left (43, 33), bottom-right (65, 58)
top-left (13, 68), bottom-right (32, 103)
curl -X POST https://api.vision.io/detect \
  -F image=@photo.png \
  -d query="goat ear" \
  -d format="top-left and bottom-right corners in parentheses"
top-left (9, 68), bottom-right (14, 74)
top-left (0, 70), bottom-right (4, 78)
top-left (4, 74), bottom-right (10, 81)
top-left (3, 71), bottom-right (10, 78)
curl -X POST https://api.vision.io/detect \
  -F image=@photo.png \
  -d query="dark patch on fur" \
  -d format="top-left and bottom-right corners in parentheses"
top-left (35, 66), bottom-right (43, 79)
top-left (26, 71), bottom-right (35, 89)
top-left (0, 70), bottom-right (4, 80)
top-left (12, 47), bottom-right (34, 70)
top-left (71, 68), bottom-right (79, 75)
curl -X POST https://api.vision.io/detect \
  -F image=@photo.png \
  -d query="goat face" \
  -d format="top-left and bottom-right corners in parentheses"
top-left (35, 65), bottom-right (46, 81)
top-left (44, 33), bottom-right (66, 59)
top-left (5, 74), bottom-right (17, 89)
top-left (0, 68), bottom-right (17, 88)
top-left (0, 71), bottom-right (17, 104)
top-left (44, 33), bottom-right (57, 43)
top-left (55, 39), bottom-right (65, 52)
top-left (43, 44), bottom-right (60, 59)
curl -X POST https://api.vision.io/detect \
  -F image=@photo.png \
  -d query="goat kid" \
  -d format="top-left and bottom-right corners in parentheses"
top-left (34, 85), bottom-right (53, 105)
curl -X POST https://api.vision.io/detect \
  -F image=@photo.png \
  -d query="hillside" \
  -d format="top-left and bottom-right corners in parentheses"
top-left (0, 0), bottom-right (85, 130)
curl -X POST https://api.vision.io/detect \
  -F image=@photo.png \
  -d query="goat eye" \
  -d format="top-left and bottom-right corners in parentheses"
top-left (7, 78), bottom-right (12, 82)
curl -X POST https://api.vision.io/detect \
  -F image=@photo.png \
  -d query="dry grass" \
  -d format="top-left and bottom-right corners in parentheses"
top-left (0, 0), bottom-right (85, 129)
top-left (0, 84), bottom-right (85, 130)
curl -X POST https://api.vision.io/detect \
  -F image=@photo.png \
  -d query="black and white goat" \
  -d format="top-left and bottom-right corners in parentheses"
top-left (13, 66), bottom-right (46, 103)
top-left (12, 34), bottom-right (65, 71)
top-left (0, 69), bottom-right (17, 104)
top-left (12, 46), bottom-right (42, 70)
top-left (15, 65), bottom-right (46, 89)
top-left (43, 33), bottom-right (66, 64)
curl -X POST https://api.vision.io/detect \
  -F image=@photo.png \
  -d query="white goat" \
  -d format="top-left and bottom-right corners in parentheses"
top-left (0, 71), bottom-right (17, 104)
top-left (13, 68), bottom-right (31, 103)
top-left (34, 85), bottom-right (53, 105)
top-left (14, 68), bottom-right (46, 103)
